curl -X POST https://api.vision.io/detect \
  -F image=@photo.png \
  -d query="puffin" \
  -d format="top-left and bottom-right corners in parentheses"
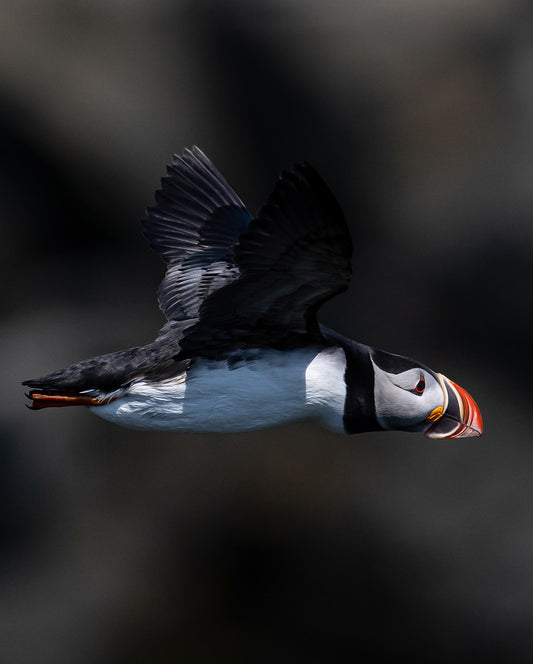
top-left (23, 147), bottom-right (482, 438)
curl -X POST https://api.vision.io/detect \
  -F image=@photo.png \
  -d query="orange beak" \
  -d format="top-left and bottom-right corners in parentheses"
top-left (425, 375), bottom-right (483, 439)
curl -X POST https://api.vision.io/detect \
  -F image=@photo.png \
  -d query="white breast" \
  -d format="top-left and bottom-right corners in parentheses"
top-left (303, 346), bottom-right (347, 432)
top-left (93, 346), bottom-right (347, 433)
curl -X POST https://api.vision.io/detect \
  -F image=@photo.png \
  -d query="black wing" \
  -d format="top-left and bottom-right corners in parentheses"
top-left (178, 162), bottom-right (353, 357)
top-left (23, 151), bottom-right (353, 398)
top-left (142, 146), bottom-right (253, 321)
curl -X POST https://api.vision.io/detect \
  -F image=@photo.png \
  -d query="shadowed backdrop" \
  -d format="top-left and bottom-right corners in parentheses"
top-left (2, 1), bottom-right (533, 662)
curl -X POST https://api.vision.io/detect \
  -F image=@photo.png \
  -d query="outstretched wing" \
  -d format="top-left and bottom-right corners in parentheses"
top-left (23, 150), bottom-right (353, 403)
top-left (178, 162), bottom-right (353, 357)
top-left (142, 146), bottom-right (253, 321)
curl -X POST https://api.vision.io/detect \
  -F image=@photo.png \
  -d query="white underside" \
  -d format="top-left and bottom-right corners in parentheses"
top-left (92, 347), bottom-right (347, 433)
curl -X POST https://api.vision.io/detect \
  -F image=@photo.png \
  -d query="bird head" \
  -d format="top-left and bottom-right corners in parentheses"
top-left (370, 348), bottom-right (482, 438)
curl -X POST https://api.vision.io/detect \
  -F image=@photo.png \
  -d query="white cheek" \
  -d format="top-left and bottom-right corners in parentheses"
top-left (372, 364), bottom-right (442, 430)
top-left (373, 375), bottom-right (421, 429)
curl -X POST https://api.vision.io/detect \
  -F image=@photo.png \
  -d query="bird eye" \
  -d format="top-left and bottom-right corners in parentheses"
top-left (413, 377), bottom-right (425, 394)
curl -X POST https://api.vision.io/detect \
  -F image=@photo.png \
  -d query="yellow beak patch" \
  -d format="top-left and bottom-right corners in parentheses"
top-left (426, 406), bottom-right (444, 423)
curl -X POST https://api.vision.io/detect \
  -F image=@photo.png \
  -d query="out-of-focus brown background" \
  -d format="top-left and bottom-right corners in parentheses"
top-left (2, 1), bottom-right (533, 662)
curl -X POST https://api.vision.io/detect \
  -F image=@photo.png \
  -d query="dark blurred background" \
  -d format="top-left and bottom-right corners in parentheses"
top-left (2, 1), bottom-right (533, 662)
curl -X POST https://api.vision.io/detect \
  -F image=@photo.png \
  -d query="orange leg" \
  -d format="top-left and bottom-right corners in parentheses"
top-left (26, 392), bottom-right (106, 410)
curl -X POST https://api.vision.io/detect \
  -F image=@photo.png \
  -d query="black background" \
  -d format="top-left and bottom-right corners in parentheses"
top-left (3, 2), bottom-right (533, 662)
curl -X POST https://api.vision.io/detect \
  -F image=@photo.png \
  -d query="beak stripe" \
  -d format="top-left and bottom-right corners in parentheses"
top-left (426, 373), bottom-right (449, 423)
top-left (425, 374), bottom-right (483, 439)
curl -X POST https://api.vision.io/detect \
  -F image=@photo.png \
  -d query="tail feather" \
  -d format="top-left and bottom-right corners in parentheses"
top-left (21, 346), bottom-right (144, 410)
top-left (23, 329), bottom-right (188, 411)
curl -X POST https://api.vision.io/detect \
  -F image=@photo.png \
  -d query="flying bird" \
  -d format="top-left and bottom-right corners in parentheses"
top-left (24, 147), bottom-right (482, 438)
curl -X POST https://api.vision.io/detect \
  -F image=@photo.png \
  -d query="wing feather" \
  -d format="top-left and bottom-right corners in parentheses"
top-left (178, 162), bottom-right (353, 357)
top-left (143, 148), bottom-right (353, 357)
top-left (142, 147), bottom-right (253, 321)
